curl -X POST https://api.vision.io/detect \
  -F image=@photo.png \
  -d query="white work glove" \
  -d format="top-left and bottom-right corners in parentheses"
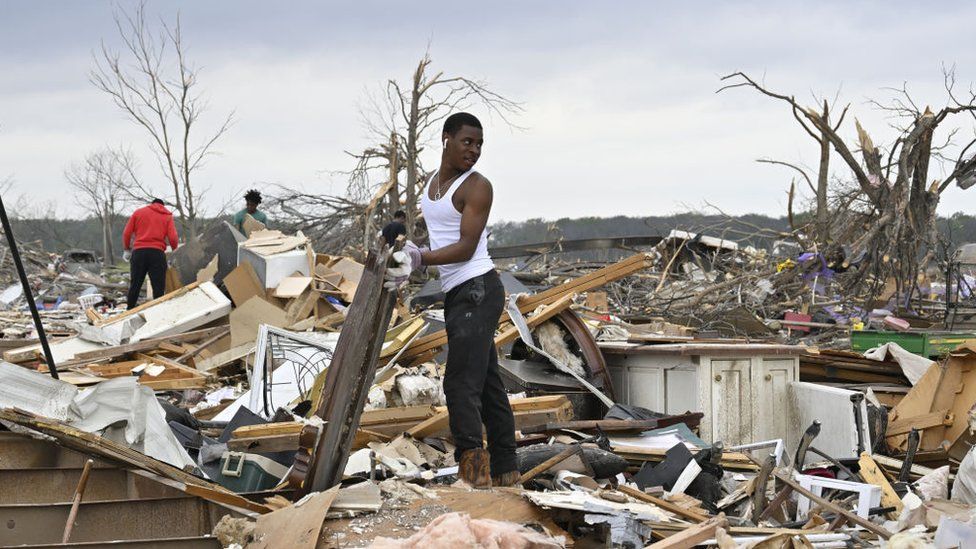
top-left (384, 241), bottom-right (427, 290)
top-left (123, 250), bottom-right (132, 263)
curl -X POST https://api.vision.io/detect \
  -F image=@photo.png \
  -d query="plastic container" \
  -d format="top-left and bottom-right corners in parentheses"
top-left (850, 330), bottom-right (976, 357)
top-left (214, 451), bottom-right (288, 493)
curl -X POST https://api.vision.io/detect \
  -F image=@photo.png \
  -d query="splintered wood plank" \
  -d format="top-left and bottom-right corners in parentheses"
top-left (300, 246), bottom-right (395, 494)
top-left (858, 452), bottom-right (904, 519)
top-left (647, 517), bottom-right (728, 548)
top-left (405, 410), bottom-right (449, 439)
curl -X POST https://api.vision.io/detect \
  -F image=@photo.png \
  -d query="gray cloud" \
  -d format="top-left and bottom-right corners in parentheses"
top-left (2, 0), bottom-right (976, 223)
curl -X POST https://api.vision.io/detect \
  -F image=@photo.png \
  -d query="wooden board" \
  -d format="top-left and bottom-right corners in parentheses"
top-left (298, 246), bottom-right (395, 494)
top-left (195, 342), bottom-right (253, 372)
top-left (887, 347), bottom-right (976, 460)
top-left (95, 281), bottom-right (204, 327)
top-left (273, 276), bottom-right (313, 299)
top-left (647, 517), bottom-right (727, 548)
top-left (164, 267), bottom-right (182, 294)
top-left (886, 408), bottom-right (952, 436)
top-left (858, 452), bottom-right (904, 519)
top-left (617, 484), bottom-right (707, 523)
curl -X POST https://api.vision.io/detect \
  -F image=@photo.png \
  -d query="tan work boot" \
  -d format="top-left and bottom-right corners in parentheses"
top-left (491, 470), bottom-right (520, 487)
top-left (458, 449), bottom-right (492, 489)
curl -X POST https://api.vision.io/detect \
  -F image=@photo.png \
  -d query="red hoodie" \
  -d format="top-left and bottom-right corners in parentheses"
top-left (122, 203), bottom-right (180, 252)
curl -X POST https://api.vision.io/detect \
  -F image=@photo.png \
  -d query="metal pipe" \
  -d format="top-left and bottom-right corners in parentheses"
top-left (0, 194), bottom-right (59, 378)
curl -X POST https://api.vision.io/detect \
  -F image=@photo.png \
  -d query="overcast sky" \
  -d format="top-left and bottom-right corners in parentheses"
top-left (3, 1), bottom-right (976, 223)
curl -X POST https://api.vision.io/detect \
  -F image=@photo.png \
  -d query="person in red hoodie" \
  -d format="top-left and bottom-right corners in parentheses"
top-left (122, 199), bottom-right (180, 309)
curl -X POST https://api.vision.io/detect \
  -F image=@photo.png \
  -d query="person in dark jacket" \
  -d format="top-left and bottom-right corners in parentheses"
top-left (381, 210), bottom-right (407, 247)
top-left (122, 199), bottom-right (179, 309)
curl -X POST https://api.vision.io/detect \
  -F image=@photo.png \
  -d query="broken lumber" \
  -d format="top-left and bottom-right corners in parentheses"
top-left (229, 423), bottom-right (319, 453)
top-left (519, 444), bottom-right (580, 483)
top-left (646, 516), bottom-right (728, 548)
top-left (296, 245), bottom-right (396, 494)
top-left (617, 484), bottom-right (708, 523)
top-left (857, 452), bottom-right (904, 519)
top-left (520, 413), bottom-right (703, 435)
top-left (56, 326), bottom-right (228, 366)
top-left (0, 408), bottom-right (271, 514)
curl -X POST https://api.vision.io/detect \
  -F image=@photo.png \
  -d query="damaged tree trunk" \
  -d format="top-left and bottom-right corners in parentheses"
top-left (720, 71), bottom-right (976, 311)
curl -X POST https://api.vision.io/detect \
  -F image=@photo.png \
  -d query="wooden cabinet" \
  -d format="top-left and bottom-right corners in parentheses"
top-left (602, 343), bottom-right (801, 446)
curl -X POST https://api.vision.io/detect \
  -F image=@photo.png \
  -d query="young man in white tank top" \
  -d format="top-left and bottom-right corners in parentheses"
top-left (399, 112), bottom-right (517, 488)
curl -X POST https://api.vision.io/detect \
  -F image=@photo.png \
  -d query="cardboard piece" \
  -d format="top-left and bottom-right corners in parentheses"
top-left (230, 296), bottom-right (290, 347)
top-left (223, 262), bottom-right (266, 306)
top-left (248, 485), bottom-right (340, 549)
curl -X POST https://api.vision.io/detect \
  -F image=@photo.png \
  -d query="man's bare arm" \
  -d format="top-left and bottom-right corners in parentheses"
top-left (421, 176), bottom-right (493, 266)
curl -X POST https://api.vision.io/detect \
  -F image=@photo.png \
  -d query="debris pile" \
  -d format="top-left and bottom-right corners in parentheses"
top-left (3, 224), bottom-right (976, 547)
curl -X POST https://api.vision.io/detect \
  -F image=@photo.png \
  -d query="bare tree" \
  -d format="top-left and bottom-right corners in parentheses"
top-left (719, 70), bottom-right (976, 309)
top-left (271, 52), bottom-right (521, 256)
top-left (356, 51), bottom-right (522, 239)
top-left (65, 149), bottom-right (137, 265)
top-left (90, 2), bottom-right (233, 241)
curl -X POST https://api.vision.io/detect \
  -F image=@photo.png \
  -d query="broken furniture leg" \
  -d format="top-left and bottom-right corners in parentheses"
top-left (894, 428), bottom-right (921, 497)
top-left (519, 443), bottom-right (582, 484)
top-left (793, 420), bottom-right (821, 471)
top-left (61, 459), bottom-right (94, 543)
top-left (750, 453), bottom-right (776, 524)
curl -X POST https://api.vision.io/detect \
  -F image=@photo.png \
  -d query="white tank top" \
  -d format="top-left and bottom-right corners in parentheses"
top-left (420, 169), bottom-right (495, 292)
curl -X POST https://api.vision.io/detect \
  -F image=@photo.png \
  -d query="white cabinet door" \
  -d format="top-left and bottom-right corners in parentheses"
top-left (627, 366), bottom-right (665, 411)
top-left (709, 359), bottom-right (753, 446)
top-left (751, 358), bottom-right (797, 442)
top-left (665, 366), bottom-right (699, 415)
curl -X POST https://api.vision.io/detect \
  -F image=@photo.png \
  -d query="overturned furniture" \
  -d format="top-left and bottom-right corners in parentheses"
top-left (887, 342), bottom-right (976, 462)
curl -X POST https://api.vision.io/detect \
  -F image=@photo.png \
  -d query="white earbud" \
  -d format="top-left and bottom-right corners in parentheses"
top-left (443, 139), bottom-right (448, 148)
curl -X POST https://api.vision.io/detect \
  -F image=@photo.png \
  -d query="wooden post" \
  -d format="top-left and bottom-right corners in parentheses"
top-left (62, 459), bottom-right (94, 543)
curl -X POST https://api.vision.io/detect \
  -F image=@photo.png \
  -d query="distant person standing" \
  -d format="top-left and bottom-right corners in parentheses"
top-left (233, 189), bottom-right (269, 234)
top-left (122, 198), bottom-right (179, 309)
top-left (382, 210), bottom-right (407, 247)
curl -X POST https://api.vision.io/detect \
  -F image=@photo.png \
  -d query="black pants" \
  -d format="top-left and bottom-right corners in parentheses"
top-left (127, 248), bottom-right (167, 309)
top-left (443, 270), bottom-right (517, 475)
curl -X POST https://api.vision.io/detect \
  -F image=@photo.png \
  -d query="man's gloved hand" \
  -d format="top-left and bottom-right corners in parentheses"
top-left (122, 250), bottom-right (132, 263)
top-left (383, 241), bottom-right (427, 290)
